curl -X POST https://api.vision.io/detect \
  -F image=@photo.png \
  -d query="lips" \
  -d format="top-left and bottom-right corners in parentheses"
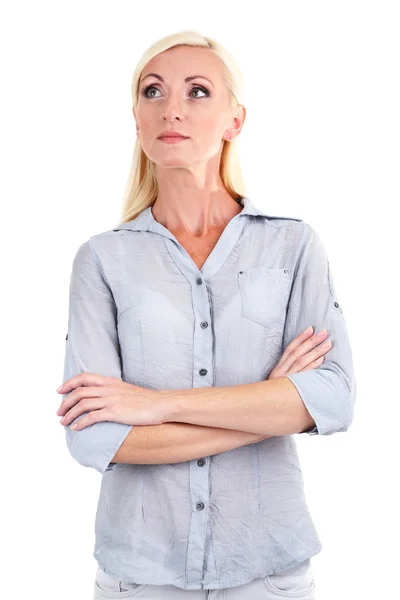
top-left (157, 134), bottom-right (190, 144)
top-left (158, 132), bottom-right (189, 139)
top-left (159, 136), bottom-right (188, 140)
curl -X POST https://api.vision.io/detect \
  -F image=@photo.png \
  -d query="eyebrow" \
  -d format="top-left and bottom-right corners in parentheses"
top-left (139, 73), bottom-right (214, 86)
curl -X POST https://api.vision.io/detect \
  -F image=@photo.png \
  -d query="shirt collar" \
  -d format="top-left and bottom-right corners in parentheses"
top-left (112, 196), bottom-right (294, 232)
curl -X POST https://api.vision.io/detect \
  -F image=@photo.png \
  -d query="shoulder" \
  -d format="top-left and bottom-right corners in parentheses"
top-left (261, 213), bottom-right (304, 230)
top-left (69, 229), bottom-right (120, 271)
top-left (82, 227), bottom-right (126, 254)
top-left (258, 217), bottom-right (320, 261)
top-left (261, 213), bottom-right (314, 240)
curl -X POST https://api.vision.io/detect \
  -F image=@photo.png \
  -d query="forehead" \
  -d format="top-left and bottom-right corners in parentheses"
top-left (142, 46), bottom-right (224, 82)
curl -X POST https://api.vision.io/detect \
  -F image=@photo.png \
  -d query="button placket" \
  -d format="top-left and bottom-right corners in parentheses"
top-left (157, 216), bottom-right (247, 588)
top-left (192, 277), bottom-right (213, 389)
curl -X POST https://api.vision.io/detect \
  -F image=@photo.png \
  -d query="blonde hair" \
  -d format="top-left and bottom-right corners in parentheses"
top-left (117, 29), bottom-right (247, 225)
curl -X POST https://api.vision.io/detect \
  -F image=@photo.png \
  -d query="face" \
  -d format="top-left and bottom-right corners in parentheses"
top-left (133, 45), bottom-right (246, 168)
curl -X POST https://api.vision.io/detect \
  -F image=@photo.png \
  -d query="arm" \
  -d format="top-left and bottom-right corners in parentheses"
top-left (157, 377), bottom-right (315, 436)
top-left (111, 422), bottom-right (271, 466)
top-left (61, 239), bottom-right (269, 475)
top-left (156, 223), bottom-right (356, 437)
top-left (281, 223), bottom-right (357, 436)
top-left (61, 239), bottom-right (134, 475)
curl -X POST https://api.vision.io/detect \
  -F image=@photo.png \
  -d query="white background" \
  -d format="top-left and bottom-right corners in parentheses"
top-left (1, 1), bottom-right (399, 599)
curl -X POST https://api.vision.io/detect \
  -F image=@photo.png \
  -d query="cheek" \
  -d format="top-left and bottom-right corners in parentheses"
top-left (138, 115), bottom-right (157, 138)
top-left (197, 127), bottom-right (226, 156)
top-left (201, 111), bottom-right (229, 144)
top-left (136, 118), bottom-right (162, 157)
top-left (135, 106), bottom-right (157, 134)
top-left (199, 112), bottom-right (222, 133)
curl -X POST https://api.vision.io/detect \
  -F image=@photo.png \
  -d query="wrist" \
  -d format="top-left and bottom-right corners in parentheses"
top-left (154, 389), bottom-right (182, 423)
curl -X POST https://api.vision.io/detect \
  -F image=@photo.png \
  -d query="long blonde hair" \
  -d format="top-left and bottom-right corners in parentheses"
top-left (117, 29), bottom-right (247, 226)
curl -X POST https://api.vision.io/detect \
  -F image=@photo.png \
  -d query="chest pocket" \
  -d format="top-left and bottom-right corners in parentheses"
top-left (238, 267), bottom-right (291, 330)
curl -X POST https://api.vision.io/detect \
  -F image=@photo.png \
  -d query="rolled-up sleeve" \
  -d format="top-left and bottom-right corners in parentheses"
top-left (283, 224), bottom-right (357, 436)
top-left (61, 239), bottom-right (134, 474)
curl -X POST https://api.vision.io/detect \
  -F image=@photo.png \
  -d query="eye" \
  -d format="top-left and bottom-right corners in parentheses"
top-left (189, 86), bottom-right (209, 98)
top-left (141, 85), bottom-right (210, 99)
top-left (142, 85), bottom-right (161, 98)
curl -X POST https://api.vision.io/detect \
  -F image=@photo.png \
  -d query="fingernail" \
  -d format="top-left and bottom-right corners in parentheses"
top-left (318, 329), bottom-right (327, 336)
top-left (321, 340), bottom-right (332, 348)
top-left (304, 326), bottom-right (313, 334)
top-left (56, 385), bottom-right (64, 392)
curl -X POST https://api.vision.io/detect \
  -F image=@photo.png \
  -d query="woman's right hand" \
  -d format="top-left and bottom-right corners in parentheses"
top-left (251, 327), bottom-right (333, 444)
top-left (268, 327), bottom-right (332, 380)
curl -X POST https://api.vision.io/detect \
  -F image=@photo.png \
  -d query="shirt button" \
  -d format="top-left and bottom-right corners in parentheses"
top-left (334, 301), bottom-right (340, 307)
top-left (65, 333), bottom-right (68, 340)
top-left (200, 321), bottom-right (208, 329)
top-left (197, 458), bottom-right (206, 467)
top-left (196, 277), bottom-right (203, 285)
top-left (284, 269), bottom-right (289, 274)
top-left (196, 502), bottom-right (205, 510)
top-left (199, 369), bottom-right (208, 376)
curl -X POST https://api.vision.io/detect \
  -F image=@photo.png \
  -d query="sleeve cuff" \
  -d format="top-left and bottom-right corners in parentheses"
top-left (285, 370), bottom-right (351, 436)
top-left (67, 421), bottom-right (134, 475)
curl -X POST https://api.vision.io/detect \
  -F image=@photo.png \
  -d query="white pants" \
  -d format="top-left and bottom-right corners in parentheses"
top-left (93, 558), bottom-right (316, 599)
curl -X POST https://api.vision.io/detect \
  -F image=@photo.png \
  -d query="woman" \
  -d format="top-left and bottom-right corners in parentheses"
top-left (57, 30), bottom-right (356, 599)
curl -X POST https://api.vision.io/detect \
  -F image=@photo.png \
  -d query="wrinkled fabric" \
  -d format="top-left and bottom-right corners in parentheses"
top-left (61, 196), bottom-right (356, 590)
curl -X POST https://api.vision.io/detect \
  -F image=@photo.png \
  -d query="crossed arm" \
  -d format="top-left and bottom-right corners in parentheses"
top-left (63, 232), bottom-right (355, 474)
top-left (111, 377), bottom-right (315, 465)
top-left (111, 421), bottom-right (267, 466)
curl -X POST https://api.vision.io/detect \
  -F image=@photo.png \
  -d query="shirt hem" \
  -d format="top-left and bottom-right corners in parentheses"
top-left (94, 543), bottom-right (322, 591)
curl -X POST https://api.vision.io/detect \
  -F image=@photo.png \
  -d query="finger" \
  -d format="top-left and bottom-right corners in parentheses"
top-left (67, 408), bottom-right (111, 431)
top-left (299, 339), bottom-right (333, 367)
top-left (56, 372), bottom-right (109, 394)
top-left (299, 356), bottom-right (325, 372)
top-left (280, 327), bottom-right (315, 361)
top-left (286, 341), bottom-right (333, 375)
top-left (60, 398), bottom-right (106, 427)
top-left (286, 329), bottom-right (329, 363)
top-left (57, 385), bottom-right (108, 416)
top-left (279, 330), bottom-right (330, 372)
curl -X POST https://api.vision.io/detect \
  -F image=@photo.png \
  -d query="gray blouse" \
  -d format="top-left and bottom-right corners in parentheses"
top-left (61, 195), bottom-right (356, 590)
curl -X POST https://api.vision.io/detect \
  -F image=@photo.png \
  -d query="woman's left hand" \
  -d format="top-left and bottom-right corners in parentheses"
top-left (56, 372), bottom-right (168, 431)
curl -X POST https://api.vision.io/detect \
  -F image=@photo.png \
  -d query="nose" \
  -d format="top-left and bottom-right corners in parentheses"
top-left (161, 94), bottom-right (185, 122)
